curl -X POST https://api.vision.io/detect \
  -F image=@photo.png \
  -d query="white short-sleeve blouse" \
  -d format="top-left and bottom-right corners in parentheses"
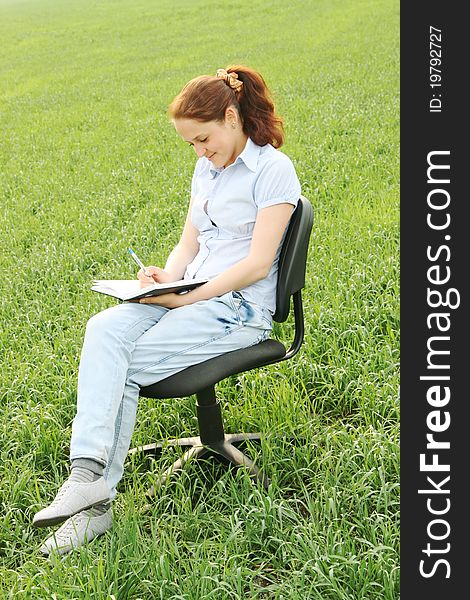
top-left (184, 137), bottom-right (301, 314)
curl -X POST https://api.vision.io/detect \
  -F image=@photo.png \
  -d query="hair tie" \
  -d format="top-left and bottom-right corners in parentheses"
top-left (216, 68), bottom-right (244, 93)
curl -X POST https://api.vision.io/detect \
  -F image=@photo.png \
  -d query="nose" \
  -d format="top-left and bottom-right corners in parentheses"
top-left (193, 143), bottom-right (207, 158)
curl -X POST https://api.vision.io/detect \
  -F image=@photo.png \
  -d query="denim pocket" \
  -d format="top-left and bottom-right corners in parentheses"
top-left (230, 291), bottom-right (273, 331)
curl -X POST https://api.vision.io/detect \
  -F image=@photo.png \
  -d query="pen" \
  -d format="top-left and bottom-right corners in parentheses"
top-left (128, 248), bottom-right (154, 279)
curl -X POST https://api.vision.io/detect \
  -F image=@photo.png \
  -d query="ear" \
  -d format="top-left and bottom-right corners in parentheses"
top-left (224, 106), bottom-right (239, 126)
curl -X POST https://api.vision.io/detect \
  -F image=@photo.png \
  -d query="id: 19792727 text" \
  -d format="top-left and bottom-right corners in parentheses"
top-left (429, 26), bottom-right (442, 113)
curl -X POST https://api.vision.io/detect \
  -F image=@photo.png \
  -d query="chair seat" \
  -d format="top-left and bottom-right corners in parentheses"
top-left (139, 339), bottom-right (286, 399)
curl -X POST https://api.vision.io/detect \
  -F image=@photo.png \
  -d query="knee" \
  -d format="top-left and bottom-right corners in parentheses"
top-left (85, 305), bottom-right (125, 339)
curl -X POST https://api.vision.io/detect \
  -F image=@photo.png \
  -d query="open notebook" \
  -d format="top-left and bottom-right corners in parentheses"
top-left (91, 277), bottom-right (208, 302)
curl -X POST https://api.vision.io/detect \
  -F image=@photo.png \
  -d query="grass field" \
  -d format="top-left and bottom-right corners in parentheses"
top-left (0, 0), bottom-right (399, 598)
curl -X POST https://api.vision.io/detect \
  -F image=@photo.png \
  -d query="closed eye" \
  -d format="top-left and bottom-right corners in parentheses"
top-left (187, 137), bottom-right (208, 146)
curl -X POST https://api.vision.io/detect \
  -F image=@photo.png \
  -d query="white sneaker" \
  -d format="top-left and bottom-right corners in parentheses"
top-left (40, 507), bottom-right (113, 556)
top-left (33, 477), bottom-right (110, 528)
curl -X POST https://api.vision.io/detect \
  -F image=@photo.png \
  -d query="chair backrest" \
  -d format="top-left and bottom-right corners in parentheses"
top-left (273, 196), bottom-right (314, 323)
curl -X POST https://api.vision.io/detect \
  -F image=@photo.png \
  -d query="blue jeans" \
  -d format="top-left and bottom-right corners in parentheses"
top-left (70, 291), bottom-right (272, 499)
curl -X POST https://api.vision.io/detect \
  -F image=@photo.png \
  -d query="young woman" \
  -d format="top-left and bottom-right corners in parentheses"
top-left (33, 65), bottom-right (301, 555)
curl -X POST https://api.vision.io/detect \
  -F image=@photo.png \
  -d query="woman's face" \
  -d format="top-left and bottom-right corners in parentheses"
top-left (173, 108), bottom-right (247, 169)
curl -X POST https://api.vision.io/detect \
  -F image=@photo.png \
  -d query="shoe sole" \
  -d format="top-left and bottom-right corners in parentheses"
top-left (32, 496), bottom-right (110, 528)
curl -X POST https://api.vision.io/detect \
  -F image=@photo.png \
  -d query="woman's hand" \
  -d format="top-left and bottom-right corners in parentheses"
top-left (137, 266), bottom-right (174, 288)
top-left (136, 266), bottom-right (194, 308)
top-left (139, 291), bottom-right (189, 309)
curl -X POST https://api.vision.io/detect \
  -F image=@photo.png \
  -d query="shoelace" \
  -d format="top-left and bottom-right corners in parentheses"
top-left (48, 481), bottom-right (73, 507)
top-left (55, 511), bottom-right (93, 539)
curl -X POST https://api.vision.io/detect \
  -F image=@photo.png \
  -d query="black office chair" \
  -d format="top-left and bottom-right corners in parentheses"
top-left (131, 196), bottom-right (313, 495)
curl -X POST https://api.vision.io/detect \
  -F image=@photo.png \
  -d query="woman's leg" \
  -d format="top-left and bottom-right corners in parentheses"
top-left (69, 301), bottom-right (169, 466)
top-left (32, 301), bottom-right (168, 529)
top-left (35, 292), bottom-right (270, 542)
top-left (104, 291), bottom-right (272, 497)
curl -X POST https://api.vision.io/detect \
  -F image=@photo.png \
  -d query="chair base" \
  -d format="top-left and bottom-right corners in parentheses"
top-left (129, 433), bottom-right (270, 495)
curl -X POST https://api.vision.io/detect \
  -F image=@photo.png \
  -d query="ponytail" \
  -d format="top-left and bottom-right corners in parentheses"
top-left (226, 65), bottom-right (284, 148)
top-left (168, 65), bottom-right (284, 148)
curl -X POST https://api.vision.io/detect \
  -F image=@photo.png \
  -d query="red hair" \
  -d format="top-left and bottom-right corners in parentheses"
top-left (168, 65), bottom-right (284, 148)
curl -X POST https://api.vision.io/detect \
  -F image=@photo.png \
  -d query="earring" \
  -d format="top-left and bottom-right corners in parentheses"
top-left (232, 123), bottom-right (236, 129)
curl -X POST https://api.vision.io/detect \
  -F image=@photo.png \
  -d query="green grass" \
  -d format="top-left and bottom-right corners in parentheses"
top-left (0, 0), bottom-right (399, 598)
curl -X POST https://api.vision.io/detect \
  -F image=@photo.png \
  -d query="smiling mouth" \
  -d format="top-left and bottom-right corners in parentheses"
top-left (207, 153), bottom-right (216, 160)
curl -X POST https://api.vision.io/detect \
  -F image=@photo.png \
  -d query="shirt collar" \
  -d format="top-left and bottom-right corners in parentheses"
top-left (209, 137), bottom-right (261, 178)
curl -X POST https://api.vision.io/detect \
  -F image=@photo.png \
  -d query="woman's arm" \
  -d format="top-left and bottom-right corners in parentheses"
top-left (140, 202), bottom-right (295, 308)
